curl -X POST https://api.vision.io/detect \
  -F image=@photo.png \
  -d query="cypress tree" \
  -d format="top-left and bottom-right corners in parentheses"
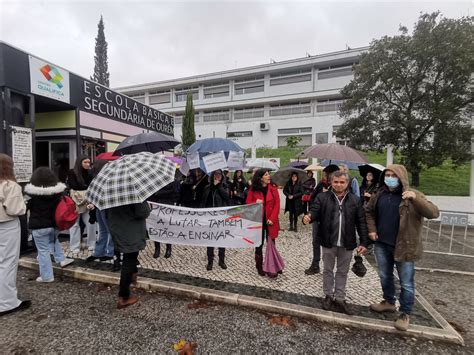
top-left (181, 92), bottom-right (196, 150)
top-left (91, 15), bottom-right (110, 87)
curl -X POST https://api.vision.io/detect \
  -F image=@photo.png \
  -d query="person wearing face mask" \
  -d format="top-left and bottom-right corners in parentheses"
top-left (365, 164), bottom-right (439, 331)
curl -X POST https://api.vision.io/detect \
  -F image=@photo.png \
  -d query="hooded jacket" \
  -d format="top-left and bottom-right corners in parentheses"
top-left (25, 182), bottom-right (66, 229)
top-left (365, 164), bottom-right (439, 262)
top-left (200, 171), bottom-right (230, 208)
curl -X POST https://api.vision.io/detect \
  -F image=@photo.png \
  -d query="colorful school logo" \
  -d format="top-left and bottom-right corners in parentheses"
top-left (39, 64), bottom-right (64, 89)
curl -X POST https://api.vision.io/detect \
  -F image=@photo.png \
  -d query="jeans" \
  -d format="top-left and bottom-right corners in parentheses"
top-left (374, 242), bottom-right (415, 314)
top-left (119, 252), bottom-right (139, 299)
top-left (69, 212), bottom-right (96, 251)
top-left (322, 246), bottom-right (353, 301)
top-left (92, 210), bottom-right (114, 258)
top-left (32, 227), bottom-right (64, 280)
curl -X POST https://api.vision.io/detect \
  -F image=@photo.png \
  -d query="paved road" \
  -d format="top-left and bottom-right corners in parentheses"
top-left (0, 268), bottom-right (470, 354)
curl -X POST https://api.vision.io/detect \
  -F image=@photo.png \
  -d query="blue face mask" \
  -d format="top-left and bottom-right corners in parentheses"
top-left (384, 176), bottom-right (400, 189)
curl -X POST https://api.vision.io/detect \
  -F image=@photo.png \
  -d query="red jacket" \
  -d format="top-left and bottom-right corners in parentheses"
top-left (246, 184), bottom-right (280, 239)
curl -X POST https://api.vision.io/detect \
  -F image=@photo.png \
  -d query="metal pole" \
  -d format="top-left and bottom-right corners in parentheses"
top-left (4, 88), bottom-right (12, 156)
top-left (29, 94), bottom-right (36, 168)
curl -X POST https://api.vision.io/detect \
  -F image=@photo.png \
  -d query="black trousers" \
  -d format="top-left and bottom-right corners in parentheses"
top-left (207, 247), bottom-right (225, 263)
top-left (255, 227), bottom-right (272, 256)
top-left (311, 223), bottom-right (321, 265)
top-left (119, 251), bottom-right (139, 298)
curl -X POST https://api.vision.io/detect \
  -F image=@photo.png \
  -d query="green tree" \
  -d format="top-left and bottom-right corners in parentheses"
top-left (91, 15), bottom-right (110, 87)
top-left (181, 92), bottom-right (196, 150)
top-left (338, 12), bottom-right (474, 186)
top-left (286, 135), bottom-right (302, 149)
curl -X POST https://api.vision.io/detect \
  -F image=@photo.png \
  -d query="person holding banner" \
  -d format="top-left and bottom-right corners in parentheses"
top-left (246, 169), bottom-right (281, 277)
top-left (192, 169), bottom-right (208, 208)
top-left (201, 169), bottom-right (230, 271)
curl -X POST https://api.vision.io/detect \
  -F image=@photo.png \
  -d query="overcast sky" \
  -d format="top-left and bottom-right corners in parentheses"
top-left (1, 0), bottom-right (472, 88)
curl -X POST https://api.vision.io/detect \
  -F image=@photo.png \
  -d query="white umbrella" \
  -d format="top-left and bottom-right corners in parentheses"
top-left (246, 158), bottom-right (279, 171)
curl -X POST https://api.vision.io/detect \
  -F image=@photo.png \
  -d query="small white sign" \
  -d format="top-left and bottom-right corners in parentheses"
top-left (29, 55), bottom-right (70, 104)
top-left (11, 126), bottom-right (33, 182)
top-left (179, 159), bottom-right (190, 176)
top-left (202, 151), bottom-right (227, 173)
top-left (187, 152), bottom-right (200, 169)
top-left (227, 151), bottom-right (245, 170)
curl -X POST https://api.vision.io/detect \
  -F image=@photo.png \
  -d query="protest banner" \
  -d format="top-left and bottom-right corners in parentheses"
top-left (187, 152), bottom-right (200, 169)
top-left (202, 151), bottom-right (227, 173)
top-left (147, 202), bottom-right (263, 248)
top-left (227, 150), bottom-right (245, 170)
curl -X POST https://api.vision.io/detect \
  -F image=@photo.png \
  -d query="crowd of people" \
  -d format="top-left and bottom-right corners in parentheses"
top-left (0, 153), bottom-right (440, 331)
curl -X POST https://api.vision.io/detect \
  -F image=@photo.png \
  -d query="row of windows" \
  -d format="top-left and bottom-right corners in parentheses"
top-left (125, 64), bottom-right (355, 101)
top-left (225, 130), bottom-right (338, 143)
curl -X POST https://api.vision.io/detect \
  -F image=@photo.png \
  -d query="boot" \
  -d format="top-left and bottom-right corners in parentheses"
top-left (112, 252), bottom-right (121, 272)
top-left (153, 242), bottom-right (160, 258)
top-left (293, 221), bottom-right (298, 233)
top-left (218, 258), bottom-right (227, 269)
top-left (206, 262), bottom-right (213, 271)
top-left (117, 295), bottom-right (138, 309)
top-left (304, 261), bottom-right (320, 275)
top-left (131, 272), bottom-right (138, 285)
top-left (255, 254), bottom-right (265, 276)
top-left (164, 244), bottom-right (172, 259)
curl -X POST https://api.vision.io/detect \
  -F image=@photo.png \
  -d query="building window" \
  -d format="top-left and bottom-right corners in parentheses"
top-left (315, 132), bottom-right (329, 144)
top-left (234, 78), bottom-right (264, 95)
top-left (270, 101), bottom-right (311, 116)
top-left (203, 110), bottom-right (230, 122)
top-left (203, 84), bottom-right (229, 99)
top-left (278, 127), bottom-right (312, 135)
top-left (127, 93), bottom-right (145, 104)
top-left (227, 131), bottom-right (253, 138)
top-left (149, 90), bottom-right (171, 105)
top-left (317, 66), bottom-right (353, 80)
top-left (270, 69), bottom-right (312, 86)
top-left (175, 87), bottom-right (199, 102)
top-left (316, 98), bottom-right (345, 113)
top-left (277, 135), bottom-right (312, 147)
top-left (233, 106), bottom-right (264, 120)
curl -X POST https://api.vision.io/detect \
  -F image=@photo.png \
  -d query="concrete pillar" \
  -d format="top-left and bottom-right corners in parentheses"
top-left (386, 145), bottom-right (394, 166)
top-left (470, 114), bottom-right (474, 197)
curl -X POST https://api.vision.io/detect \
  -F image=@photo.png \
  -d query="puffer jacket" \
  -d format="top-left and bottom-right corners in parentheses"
top-left (365, 164), bottom-right (439, 262)
top-left (25, 182), bottom-right (66, 229)
top-left (309, 190), bottom-right (369, 250)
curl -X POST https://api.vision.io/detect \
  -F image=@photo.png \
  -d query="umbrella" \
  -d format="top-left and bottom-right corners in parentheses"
top-left (95, 152), bottom-right (120, 161)
top-left (165, 156), bottom-right (183, 166)
top-left (287, 160), bottom-right (309, 169)
top-left (322, 164), bottom-right (340, 174)
top-left (272, 168), bottom-right (308, 186)
top-left (114, 132), bottom-right (180, 156)
top-left (320, 159), bottom-right (362, 170)
top-left (186, 137), bottom-right (244, 155)
top-left (304, 163), bottom-right (324, 171)
top-left (85, 152), bottom-right (176, 210)
top-left (358, 163), bottom-right (385, 181)
top-left (299, 143), bottom-right (368, 164)
top-left (246, 158), bottom-right (279, 171)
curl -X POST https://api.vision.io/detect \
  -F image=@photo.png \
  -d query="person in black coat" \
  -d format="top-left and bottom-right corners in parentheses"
top-left (201, 169), bottom-right (230, 271)
top-left (283, 172), bottom-right (304, 232)
top-left (178, 171), bottom-right (196, 208)
top-left (25, 167), bottom-right (74, 282)
top-left (230, 170), bottom-right (247, 205)
top-left (192, 169), bottom-right (208, 208)
top-left (301, 170), bottom-right (316, 213)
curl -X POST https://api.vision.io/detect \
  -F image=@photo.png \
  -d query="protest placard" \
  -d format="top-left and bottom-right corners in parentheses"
top-left (147, 202), bottom-right (263, 248)
top-left (202, 151), bottom-right (227, 173)
top-left (227, 150), bottom-right (245, 170)
top-left (187, 152), bottom-right (200, 169)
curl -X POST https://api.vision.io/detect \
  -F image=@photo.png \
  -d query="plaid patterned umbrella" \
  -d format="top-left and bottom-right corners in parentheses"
top-left (86, 152), bottom-right (176, 210)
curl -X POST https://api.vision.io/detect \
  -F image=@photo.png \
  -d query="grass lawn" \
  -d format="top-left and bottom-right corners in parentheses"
top-left (253, 147), bottom-right (470, 196)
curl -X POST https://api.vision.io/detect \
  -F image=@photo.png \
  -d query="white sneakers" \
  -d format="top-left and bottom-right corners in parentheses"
top-left (36, 277), bottom-right (54, 283)
top-left (59, 258), bottom-right (74, 268)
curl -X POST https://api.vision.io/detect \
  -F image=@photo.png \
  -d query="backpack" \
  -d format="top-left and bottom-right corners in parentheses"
top-left (55, 195), bottom-right (79, 231)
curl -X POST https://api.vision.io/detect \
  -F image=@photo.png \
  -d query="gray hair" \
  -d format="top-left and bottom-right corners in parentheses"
top-left (332, 170), bottom-right (349, 182)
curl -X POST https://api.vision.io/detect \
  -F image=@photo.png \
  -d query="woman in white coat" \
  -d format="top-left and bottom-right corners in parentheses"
top-left (0, 153), bottom-right (30, 316)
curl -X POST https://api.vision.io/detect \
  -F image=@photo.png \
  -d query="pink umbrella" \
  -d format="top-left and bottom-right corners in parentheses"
top-left (299, 143), bottom-right (368, 164)
top-left (96, 152), bottom-right (120, 161)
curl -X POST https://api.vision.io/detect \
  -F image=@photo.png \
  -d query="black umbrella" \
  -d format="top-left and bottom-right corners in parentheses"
top-left (114, 132), bottom-right (180, 156)
top-left (358, 163), bottom-right (385, 181)
top-left (272, 167), bottom-right (308, 186)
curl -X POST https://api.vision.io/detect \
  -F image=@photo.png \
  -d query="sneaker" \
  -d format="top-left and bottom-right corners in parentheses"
top-left (117, 295), bottom-right (138, 309)
top-left (322, 296), bottom-right (333, 311)
top-left (305, 265), bottom-right (320, 275)
top-left (99, 256), bottom-right (113, 262)
top-left (59, 258), bottom-right (74, 268)
top-left (36, 276), bottom-right (54, 283)
top-left (85, 255), bottom-right (99, 263)
top-left (394, 313), bottom-right (410, 331)
top-left (334, 299), bottom-right (354, 316)
top-left (370, 300), bottom-right (396, 313)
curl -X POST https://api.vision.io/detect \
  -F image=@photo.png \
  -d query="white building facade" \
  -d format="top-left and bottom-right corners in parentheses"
top-left (115, 47), bottom-right (367, 150)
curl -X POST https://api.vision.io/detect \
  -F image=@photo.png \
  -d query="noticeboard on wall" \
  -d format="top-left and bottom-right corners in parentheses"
top-left (11, 126), bottom-right (33, 182)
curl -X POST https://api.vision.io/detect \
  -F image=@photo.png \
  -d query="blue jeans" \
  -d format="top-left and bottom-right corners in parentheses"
top-left (32, 227), bottom-right (64, 280)
top-left (374, 242), bottom-right (415, 314)
top-left (92, 210), bottom-right (114, 258)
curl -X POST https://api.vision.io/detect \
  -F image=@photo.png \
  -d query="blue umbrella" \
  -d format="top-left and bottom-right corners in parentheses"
top-left (186, 138), bottom-right (244, 155)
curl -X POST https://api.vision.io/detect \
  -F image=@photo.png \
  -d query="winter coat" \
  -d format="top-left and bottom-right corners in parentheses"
top-left (301, 177), bottom-right (316, 195)
top-left (0, 180), bottom-right (26, 222)
top-left (192, 175), bottom-right (209, 208)
top-left (231, 177), bottom-right (247, 204)
top-left (360, 182), bottom-right (378, 205)
top-left (148, 179), bottom-right (179, 205)
top-left (246, 184), bottom-right (280, 239)
top-left (24, 182), bottom-right (66, 230)
top-left (106, 201), bottom-right (151, 254)
top-left (66, 168), bottom-right (92, 191)
top-left (201, 182), bottom-right (230, 208)
top-left (309, 190), bottom-right (369, 250)
top-left (365, 164), bottom-right (439, 262)
top-left (283, 181), bottom-right (304, 216)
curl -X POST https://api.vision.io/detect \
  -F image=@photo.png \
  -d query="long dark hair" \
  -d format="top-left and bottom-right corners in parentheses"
top-left (0, 153), bottom-right (16, 182)
top-left (233, 170), bottom-right (246, 185)
top-left (251, 169), bottom-right (269, 192)
top-left (73, 155), bottom-right (90, 186)
top-left (30, 167), bottom-right (59, 187)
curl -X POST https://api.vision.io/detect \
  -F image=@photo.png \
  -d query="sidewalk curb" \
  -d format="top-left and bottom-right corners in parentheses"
top-left (19, 257), bottom-right (464, 346)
